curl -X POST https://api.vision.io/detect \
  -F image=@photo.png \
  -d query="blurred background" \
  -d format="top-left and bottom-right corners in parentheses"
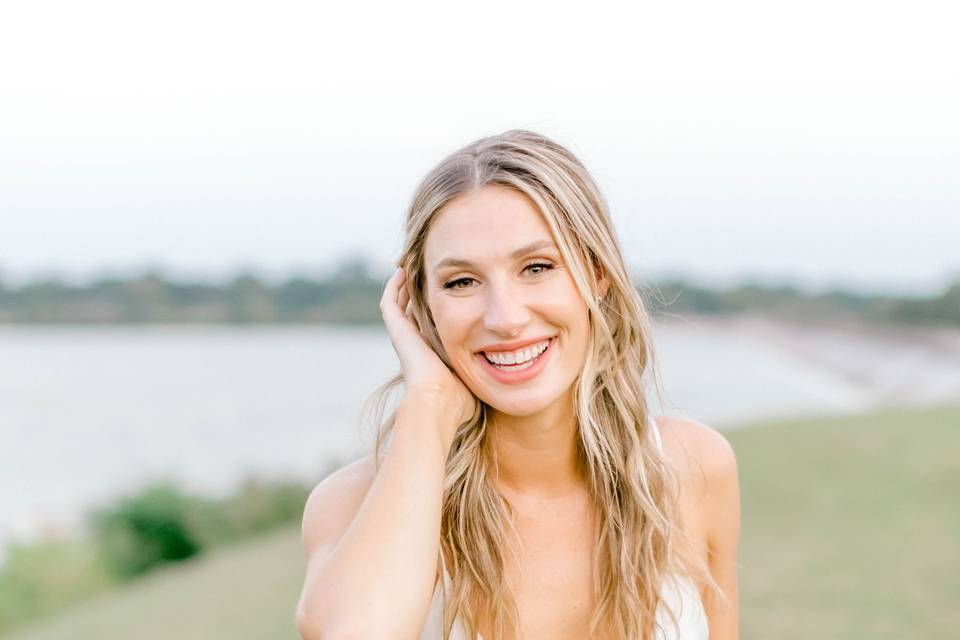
top-left (1, 1), bottom-right (957, 638)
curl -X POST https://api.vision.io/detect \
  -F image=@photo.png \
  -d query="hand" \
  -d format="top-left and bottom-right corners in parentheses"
top-left (380, 267), bottom-right (478, 430)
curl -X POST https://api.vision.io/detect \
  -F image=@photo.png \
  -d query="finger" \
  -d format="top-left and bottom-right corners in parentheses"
top-left (404, 299), bottom-right (418, 330)
top-left (380, 269), bottom-right (404, 320)
top-left (382, 269), bottom-right (421, 339)
top-left (380, 269), bottom-right (397, 305)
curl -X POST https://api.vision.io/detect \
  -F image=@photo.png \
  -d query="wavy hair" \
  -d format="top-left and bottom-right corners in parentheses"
top-left (362, 129), bottom-right (723, 639)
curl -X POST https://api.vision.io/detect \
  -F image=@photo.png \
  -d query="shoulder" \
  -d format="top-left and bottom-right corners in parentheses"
top-left (653, 416), bottom-right (741, 630)
top-left (652, 415), bottom-right (740, 544)
top-left (301, 455), bottom-right (377, 557)
top-left (653, 415), bottom-right (737, 484)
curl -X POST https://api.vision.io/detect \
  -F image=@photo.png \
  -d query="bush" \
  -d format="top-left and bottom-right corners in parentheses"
top-left (185, 477), bottom-right (312, 548)
top-left (0, 475), bottom-right (315, 634)
top-left (87, 478), bottom-right (311, 579)
top-left (89, 483), bottom-right (202, 579)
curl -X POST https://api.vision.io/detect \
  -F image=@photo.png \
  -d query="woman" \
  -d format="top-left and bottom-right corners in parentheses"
top-left (296, 130), bottom-right (740, 639)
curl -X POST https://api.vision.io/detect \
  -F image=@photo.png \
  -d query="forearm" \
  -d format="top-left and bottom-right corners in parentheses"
top-left (298, 399), bottom-right (452, 639)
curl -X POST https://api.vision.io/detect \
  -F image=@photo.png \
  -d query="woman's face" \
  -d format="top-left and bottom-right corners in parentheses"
top-left (423, 184), bottom-right (600, 418)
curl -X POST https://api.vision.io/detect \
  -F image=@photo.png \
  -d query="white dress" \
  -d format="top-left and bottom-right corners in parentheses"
top-left (419, 417), bottom-right (709, 639)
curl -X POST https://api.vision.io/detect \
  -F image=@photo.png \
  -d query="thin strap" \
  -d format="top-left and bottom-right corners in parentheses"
top-left (438, 545), bottom-right (452, 591)
top-left (649, 415), bottom-right (664, 451)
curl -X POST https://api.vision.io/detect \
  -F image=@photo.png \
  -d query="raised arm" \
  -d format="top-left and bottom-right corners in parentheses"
top-left (296, 267), bottom-right (476, 639)
top-left (295, 396), bottom-right (456, 639)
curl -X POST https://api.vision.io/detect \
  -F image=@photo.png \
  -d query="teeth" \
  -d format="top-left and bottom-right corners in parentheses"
top-left (492, 358), bottom-right (535, 371)
top-left (483, 339), bottom-right (550, 366)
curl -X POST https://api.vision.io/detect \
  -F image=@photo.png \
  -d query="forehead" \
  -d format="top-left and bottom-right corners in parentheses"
top-left (424, 185), bottom-right (554, 266)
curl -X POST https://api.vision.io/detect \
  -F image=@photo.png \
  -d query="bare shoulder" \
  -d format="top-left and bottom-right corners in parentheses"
top-left (652, 415), bottom-right (739, 500)
top-left (654, 416), bottom-right (741, 632)
top-left (654, 415), bottom-right (741, 553)
top-left (654, 414), bottom-right (736, 471)
top-left (301, 455), bottom-right (378, 557)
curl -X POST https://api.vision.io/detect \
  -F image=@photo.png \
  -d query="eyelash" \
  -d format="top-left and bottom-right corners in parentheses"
top-left (442, 262), bottom-right (555, 290)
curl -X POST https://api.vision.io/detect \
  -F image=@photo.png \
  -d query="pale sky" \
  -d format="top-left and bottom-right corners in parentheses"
top-left (2, 0), bottom-right (958, 295)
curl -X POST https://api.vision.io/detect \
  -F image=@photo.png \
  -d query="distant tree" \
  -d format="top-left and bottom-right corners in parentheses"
top-left (890, 282), bottom-right (960, 324)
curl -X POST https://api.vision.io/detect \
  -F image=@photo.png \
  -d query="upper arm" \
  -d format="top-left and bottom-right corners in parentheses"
top-left (300, 455), bottom-right (377, 570)
top-left (701, 428), bottom-right (740, 638)
top-left (296, 456), bottom-right (377, 635)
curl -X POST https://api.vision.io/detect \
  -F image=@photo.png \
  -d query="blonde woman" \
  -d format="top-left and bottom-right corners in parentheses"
top-left (296, 130), bottom-right (740, 639)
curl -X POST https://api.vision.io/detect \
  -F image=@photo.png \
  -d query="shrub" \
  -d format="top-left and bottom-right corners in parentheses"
top-left (89, 483), bottom-right (202, 579)
top-left (185, 477), bottom-right (311, 548)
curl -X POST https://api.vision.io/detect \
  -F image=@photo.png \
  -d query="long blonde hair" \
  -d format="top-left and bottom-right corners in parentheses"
top-left (363, 129), bottom-right (722, 639)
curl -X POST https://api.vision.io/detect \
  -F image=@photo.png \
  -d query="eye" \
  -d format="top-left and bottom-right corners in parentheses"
top-left (441, 262), bottom-right (555, 291)
top-left (524, 261), bottom-right (555, 276)
top-left (442, 277), bottom-right (475, 290)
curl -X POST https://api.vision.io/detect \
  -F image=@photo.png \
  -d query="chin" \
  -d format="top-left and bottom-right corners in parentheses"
top-left (481, 388), bottom-right (562, 418)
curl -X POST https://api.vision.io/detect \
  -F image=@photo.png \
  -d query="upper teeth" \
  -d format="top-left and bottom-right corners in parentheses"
top-left (484, 339), bottom-right (551, 365)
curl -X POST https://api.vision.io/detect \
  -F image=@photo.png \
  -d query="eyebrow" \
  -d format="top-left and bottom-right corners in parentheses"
top-left (432, 239), bottom-right (558, 273)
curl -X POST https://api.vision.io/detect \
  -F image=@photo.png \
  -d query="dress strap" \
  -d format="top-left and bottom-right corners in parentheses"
top-left (438, 545), bottom-right (452, 591)
top-left (649, 415), bottom-right (664, 452)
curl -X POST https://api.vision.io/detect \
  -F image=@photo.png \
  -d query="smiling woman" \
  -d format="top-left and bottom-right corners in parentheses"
top-left (296, 130), bottom-right (740, 640)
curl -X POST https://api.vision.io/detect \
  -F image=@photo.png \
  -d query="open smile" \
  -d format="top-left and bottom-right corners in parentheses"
top-left (474, 337), bottom-right (556, 385)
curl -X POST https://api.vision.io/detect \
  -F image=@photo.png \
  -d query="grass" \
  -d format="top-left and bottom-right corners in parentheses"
top-left (2, 526), bottom-right (305, 640)
top-left (732, 403), bottom-right (960, 639)
top-left (4, 404), bottom-right (958, 639)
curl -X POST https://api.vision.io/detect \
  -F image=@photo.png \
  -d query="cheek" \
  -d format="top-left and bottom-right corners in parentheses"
top-left (544, 292), bottom-right (591, 362)
top-left (539, 280), bottom-right (589, 326)
top-left (430, 299), bottom-right (473, 347)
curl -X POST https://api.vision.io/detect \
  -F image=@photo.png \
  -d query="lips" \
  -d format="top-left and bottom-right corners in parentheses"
top-left (475, 335), bottom-right (557, 355)
top-left (475, 336), bottom-right (556, 385)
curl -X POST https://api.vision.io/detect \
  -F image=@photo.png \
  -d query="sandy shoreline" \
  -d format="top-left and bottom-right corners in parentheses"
top-left (660, 313), bottom-right (960, 411)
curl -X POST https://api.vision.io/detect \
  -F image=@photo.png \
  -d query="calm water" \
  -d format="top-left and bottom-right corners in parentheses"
top-left (0, 321), bottom-right (906, 547)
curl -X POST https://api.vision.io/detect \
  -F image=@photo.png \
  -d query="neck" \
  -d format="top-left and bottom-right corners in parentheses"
top-left (488, 391), bottom-right (586, 499)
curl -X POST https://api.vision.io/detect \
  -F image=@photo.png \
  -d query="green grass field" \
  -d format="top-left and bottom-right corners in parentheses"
top-left (1, 525), bottom-right (306, 640)
top-left (5, 404), bottom-right (958, 639)
top-left (732, 403), bottom-right (959, 639)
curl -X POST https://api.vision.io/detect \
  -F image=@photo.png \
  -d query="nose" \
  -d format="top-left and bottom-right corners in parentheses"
top-left (483, 282), bottom-right (530, 337)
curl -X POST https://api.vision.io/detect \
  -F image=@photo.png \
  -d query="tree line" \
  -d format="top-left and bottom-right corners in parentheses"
top-left (1, 258), bottom-right (958, 326)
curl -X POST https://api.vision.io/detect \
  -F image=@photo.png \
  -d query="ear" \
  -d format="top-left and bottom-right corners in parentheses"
top-left (593, 259), bottom-right (610, 298)
top-left (598, 274), bottom-right (610, 298)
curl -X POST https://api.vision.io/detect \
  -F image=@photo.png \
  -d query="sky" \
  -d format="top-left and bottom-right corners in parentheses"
top-left (2, 0), bottom-right (958, 295)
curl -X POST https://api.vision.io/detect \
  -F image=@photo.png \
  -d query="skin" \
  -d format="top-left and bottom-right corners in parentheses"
top-left (297, 184), bottom-right (740, 639)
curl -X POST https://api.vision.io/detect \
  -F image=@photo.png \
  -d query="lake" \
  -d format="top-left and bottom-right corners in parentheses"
top-left (2, 317), bottom-right (957, 551)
